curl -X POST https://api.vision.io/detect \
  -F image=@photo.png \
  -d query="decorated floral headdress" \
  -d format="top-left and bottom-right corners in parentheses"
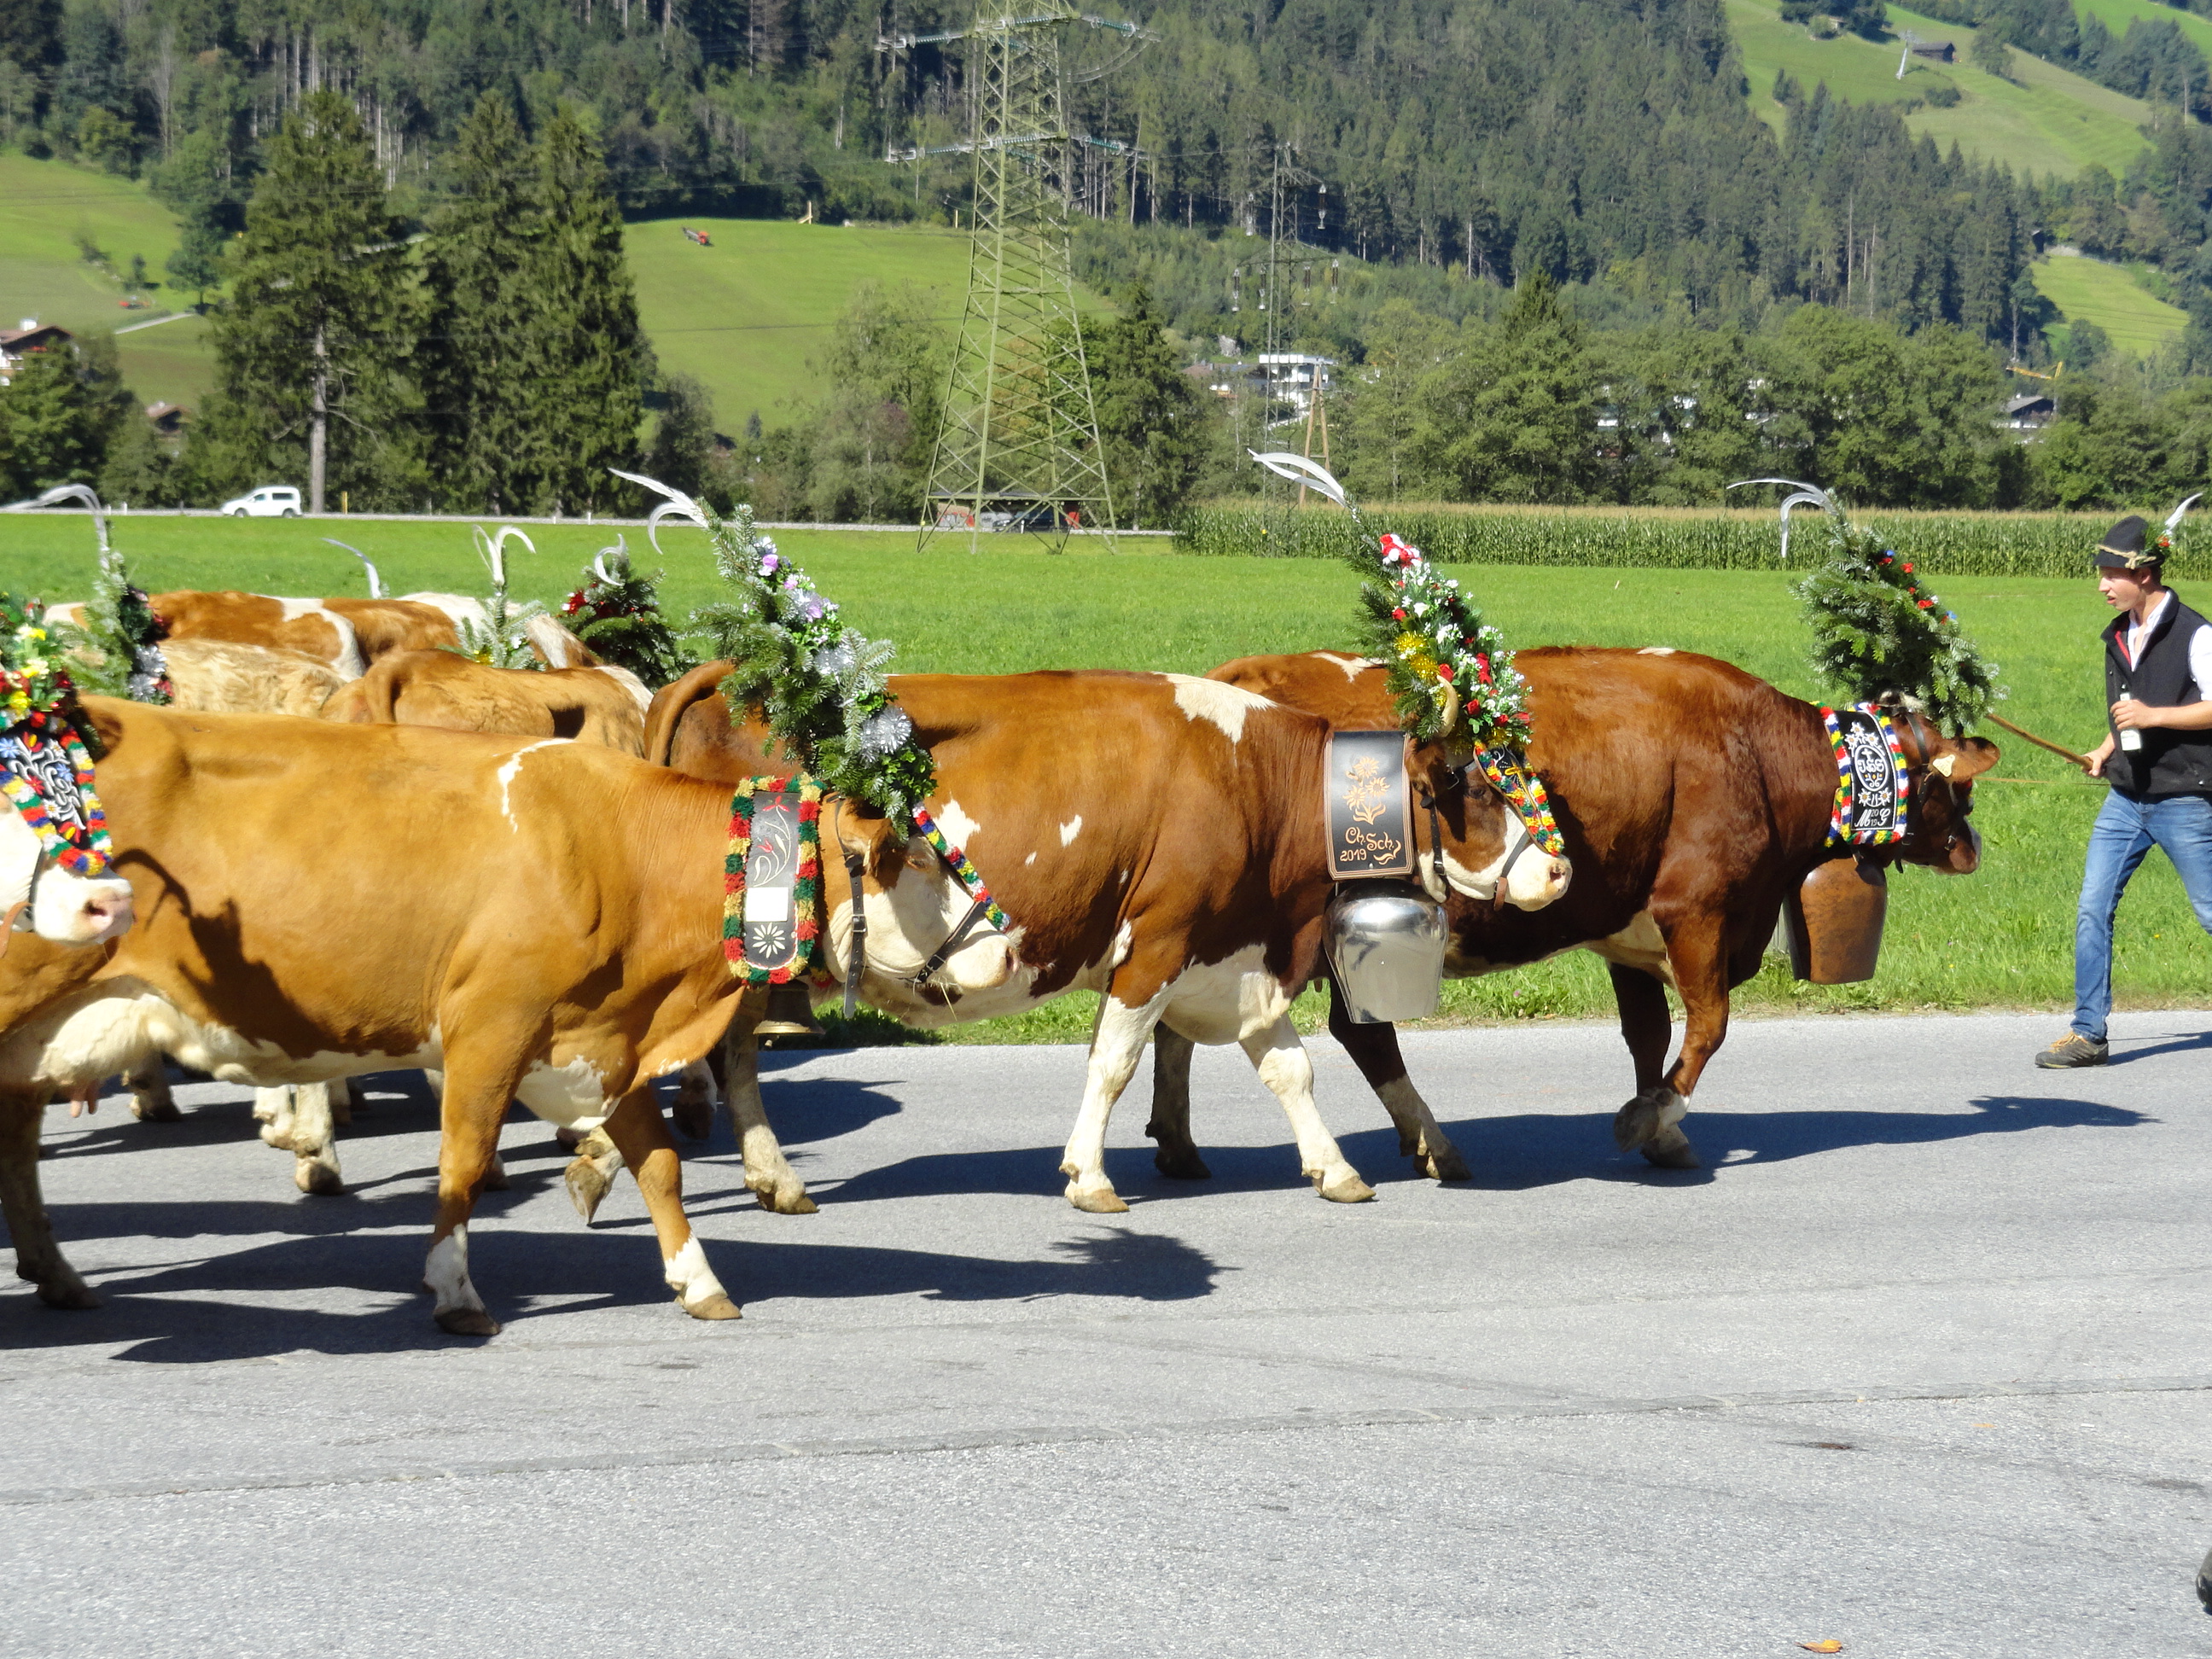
top-left (1729, 478), bottom-right (2002, 736)
top-left (559, 536), bottom-right (693, 686)
top-left (0, 593), bottom-right (114, 876)
top-left (615, 469), bottom-right (935, 819)
top-left (445, 525), bottom-right (549, 672)
top-left (1249, 452), bottom-right (1533, 751)
top-left (12, 486), bottom-right (173, 707)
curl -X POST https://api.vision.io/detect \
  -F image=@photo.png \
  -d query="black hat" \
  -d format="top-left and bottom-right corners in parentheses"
top-left (2095, 515), bottom-right (2163, 571)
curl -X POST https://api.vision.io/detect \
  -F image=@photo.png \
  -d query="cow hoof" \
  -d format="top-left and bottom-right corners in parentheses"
top-left (1318, 1170), bottom-right (1377, 1204)
top-left (434, 1307), bottom-right (501, 1336)
top-left (564, 1157), bottom-right (614, 1225)
top-left (1613, 1086), bottom-right (1688, 1152)
top-left (1639, 1125), bottom-right (1703, 1170)
top-left (35, 1280), bottom-right (100, 1310)
top-left (1065, 1183), bottom-right (1131, 1214)
top-left (556, 1126), bottom-right (585, 1150)
top-left (671, 1097), bottom-right (714, 1141)
top-left (682, 1292), bottom-right (742, 1321)
top-left (131, 1097), bottom-right (181, 1124)
top-left (751, 1184), bottom-right (818, 1216)
top-left (294, 1156), bottom-right (345, 1196)
top-left (1151, 1145), bottom-right (1213, 1180)
top-left (1420, 1149), bottom-right (1473, 1182)
top-left (480, 1155), bottom-right (510, 1193)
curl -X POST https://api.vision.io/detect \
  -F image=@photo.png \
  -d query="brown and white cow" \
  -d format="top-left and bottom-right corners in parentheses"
top-left (1144, 649), bottom-right (1996, 1179)
top-left (638, 662), bottom-right (1570, 1214)
top-left (46, 591), bottom-right (602, 681)
top-left (0, 699), bottom-right (1008, 1329)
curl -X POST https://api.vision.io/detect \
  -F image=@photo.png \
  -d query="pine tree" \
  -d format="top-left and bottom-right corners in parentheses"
top-left (0, 336), bottom-right (132, 498)
top-left (421, 91), bottom-right (538, 514)
top-left (523, 106), bottom-right (645, 517)
top-left (194, 93), bottom-right (419, 513)
top-left (1091, 282), bottom-right (1214, 528)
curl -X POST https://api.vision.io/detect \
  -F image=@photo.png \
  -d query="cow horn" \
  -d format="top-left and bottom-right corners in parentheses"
top-left (1438, 677), bottom-right (1460, 736)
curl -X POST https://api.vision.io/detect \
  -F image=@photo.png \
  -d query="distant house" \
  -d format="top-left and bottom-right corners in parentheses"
top-left (2005, 393), bottom-right (2056, 430)
top-left (145, 402), bottom-right (189, 436)
top-left (0, 320), bottom-right (72, 386)
top-left (1910, 40), bottom-right (1956, 61)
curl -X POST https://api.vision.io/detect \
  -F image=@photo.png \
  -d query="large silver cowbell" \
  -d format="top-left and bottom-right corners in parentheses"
top-left (1324, 880), bottom-right (1447, 1024)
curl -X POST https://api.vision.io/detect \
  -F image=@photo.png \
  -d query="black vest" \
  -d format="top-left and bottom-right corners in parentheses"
top-left (2104, 589), bottom-right (2212, 797)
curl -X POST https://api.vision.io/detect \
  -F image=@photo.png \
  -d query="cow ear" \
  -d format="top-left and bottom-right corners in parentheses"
top-left (826, 799), bottom-right (901, 878)
top-left (1408, 736), bottom-right (1472, 799)
top-left (1930, 735), bottom-right (1998, 783)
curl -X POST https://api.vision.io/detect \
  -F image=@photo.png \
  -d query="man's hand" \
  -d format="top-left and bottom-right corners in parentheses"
top-left (2087, 735), bottom-right (2115, 777)
top-left (2111, 696), bottom-right (2158, 731)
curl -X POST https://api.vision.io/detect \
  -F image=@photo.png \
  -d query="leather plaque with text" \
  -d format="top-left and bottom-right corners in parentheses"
top-left (1324, 730), bottom-right (1414, 880)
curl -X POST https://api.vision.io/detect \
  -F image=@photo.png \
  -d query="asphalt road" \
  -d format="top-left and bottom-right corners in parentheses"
top-left (4, 1010), bottom-right (2210, 1658)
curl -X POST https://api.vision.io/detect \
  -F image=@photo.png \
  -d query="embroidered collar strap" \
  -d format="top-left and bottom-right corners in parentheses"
top-left (0, 725), bottom-right (112, 876)
top-left (722, 776), bottom-right (830, 986)
top-left (1474, 750), bottom-right (1566, 858)
top-left (1820, 704), bottom-right (1909, 847)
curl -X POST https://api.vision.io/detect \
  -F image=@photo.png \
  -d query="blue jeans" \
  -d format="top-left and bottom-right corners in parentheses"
top-left (2073, 789), bottom-right (2212, 1040)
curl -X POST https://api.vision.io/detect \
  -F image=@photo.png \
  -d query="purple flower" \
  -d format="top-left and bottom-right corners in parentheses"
top-left (760, 553), bottom-right (780, 573)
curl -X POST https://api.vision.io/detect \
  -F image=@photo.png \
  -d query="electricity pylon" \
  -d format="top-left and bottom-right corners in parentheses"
top-left (882, 8), bottom-right (1146, 550)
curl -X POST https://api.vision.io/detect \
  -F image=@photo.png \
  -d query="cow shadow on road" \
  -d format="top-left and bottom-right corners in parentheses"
top-left (1400, 1092), bottom-right (2149, 1190)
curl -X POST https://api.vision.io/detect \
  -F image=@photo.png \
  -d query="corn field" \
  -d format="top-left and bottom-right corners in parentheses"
top-left (1173, 503), bottom-right (2206, 580)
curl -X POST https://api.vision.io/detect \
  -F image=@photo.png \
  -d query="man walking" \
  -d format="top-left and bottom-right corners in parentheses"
top-left (2038, 514), bottom-right (2212, 1068)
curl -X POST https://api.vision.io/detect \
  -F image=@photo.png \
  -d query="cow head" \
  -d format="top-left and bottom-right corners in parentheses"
top-left (1889, 709), bottom-right (1998, 875)
top-left (0, 810), bottom-right (133, 948)
top-left (820, 803), bottom-right (1016, 997)
top-left (1408, 739), bottom-right (1573, 911)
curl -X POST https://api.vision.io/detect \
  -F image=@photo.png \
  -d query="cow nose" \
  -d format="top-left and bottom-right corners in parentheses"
top-left (78, 884), bottom-right (134, 942)
top-left (1507, 854), bottom-right (1573, 911)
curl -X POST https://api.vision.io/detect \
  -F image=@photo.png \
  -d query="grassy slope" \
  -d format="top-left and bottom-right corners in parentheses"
top-left (626, 217), bottom-right (975, 432)
top-left (2033, 251), bottom-right (2189, 356)
top-left (1726, 0), bottom-right (2153, 178)
top-left (0, 513), bottom-right (2192, 1045)
top-left (0, 150), bottom-right (212, 410)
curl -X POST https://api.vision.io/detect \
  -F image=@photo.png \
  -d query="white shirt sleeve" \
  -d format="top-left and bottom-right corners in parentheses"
top-left (2189, 621), bottom-right (2212, 704)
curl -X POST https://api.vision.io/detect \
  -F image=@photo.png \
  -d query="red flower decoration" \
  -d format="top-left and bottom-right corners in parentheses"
top-left (1901, 563), bottom-right (1913, 573)
top-left (1391, 608), bottom-right (1406, 620)
top-left (1918, 599), bottom-right (1934, 609)
top-left (1435, 663), bottom-right (1454, 683)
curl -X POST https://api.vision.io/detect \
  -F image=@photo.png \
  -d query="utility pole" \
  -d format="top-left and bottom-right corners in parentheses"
top-left (881, 6), bottom-right (1150, 549)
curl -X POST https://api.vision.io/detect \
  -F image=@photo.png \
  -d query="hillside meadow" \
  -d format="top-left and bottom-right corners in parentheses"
top-left (0, 509), bottom-right (2194, 1048)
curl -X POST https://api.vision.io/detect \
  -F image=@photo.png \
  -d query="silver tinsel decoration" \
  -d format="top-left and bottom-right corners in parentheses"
top-left (857, 705), bottom-right (913, 761)
top-left (812, 642), bottom-right (857, 678)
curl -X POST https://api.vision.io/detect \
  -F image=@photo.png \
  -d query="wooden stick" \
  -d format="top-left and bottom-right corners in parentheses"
top-left (1982, 712), bottom-right (2091, 771)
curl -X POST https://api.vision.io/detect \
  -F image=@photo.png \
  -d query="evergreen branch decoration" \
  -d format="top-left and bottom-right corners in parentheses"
top-left (614, 469), bottom-right (935, 818)
top-left (32, 487), bottom-right (172, 708)
top-left (446, 524), bottom-right (547, 672)
top-left (1731, 478), bottom-right (2003, 735)
top-left (559, 536), bottom-right (693, 685)
top-left (1250, 451), bottom-right (1533, 750)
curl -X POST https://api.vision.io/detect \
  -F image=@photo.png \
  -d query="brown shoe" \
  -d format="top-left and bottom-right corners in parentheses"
top-left (2034, 1033), bottom-right (2109, 1068)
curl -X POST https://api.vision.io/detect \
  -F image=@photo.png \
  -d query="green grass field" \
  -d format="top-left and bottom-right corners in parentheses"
top-left (0, 511), bottom-right (2196, 1047)
top-left (2033, 251), bottom-right (2190, 358)
top-left (1726, 0), bottom-right (2157, 179)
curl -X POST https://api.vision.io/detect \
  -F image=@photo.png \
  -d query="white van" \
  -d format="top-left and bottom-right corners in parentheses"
top-left (218, 486), bottom-right (302, 518)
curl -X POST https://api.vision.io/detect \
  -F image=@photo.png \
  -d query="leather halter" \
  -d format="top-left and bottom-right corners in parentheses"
top-left (1417, 764), bottom-right (1543, 910)
top-left (832, 799), bottom-right (1008, 998)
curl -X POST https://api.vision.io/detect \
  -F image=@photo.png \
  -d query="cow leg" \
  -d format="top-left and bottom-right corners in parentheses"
top-left (126, 1061), bottom-right (179, 1123)
top-left (599, 1086), bottom-right (741, 1320)
top-left (1240, 1014), bottom-right (1374, 1203)
top-left (0, 1090), bottom-right (96, 1309)
top-left (722, 1015), bottom-right (815, 1215)
top-left (1061, 992), bottom-right (1171, 1213)
top-left (422, 1051), bottom-right (532, 1337)
top-left (1610, 935), bottom-right (1718, 1172)
top-left (1144, 1026), bottom-right (1211, 1180)
top-left (255, 1084), bottom-right (346, 1195)
top-left (327, 1076), bottom-right (352, 1126)
top-left (1324, 977), bottom-right (1470, 1181)
top-left (671, 1058), bottom-right (719, 1141)
top-left (563, 1126), bottom-right (625, 1223)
